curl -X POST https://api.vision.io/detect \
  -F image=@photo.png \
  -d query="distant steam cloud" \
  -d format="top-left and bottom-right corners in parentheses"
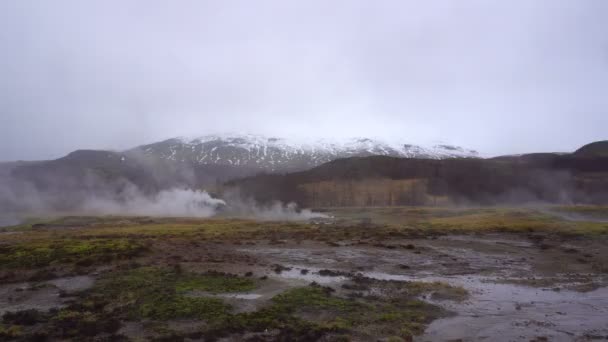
top-left (222, 198), bottom-right (329, 221)
top-left (252, 201), bottom-right (329, 221)
top-left (81, 188), bottom-right (226, 217)
top-left (0, 173), bottom-right (327, 223)
top-left (80, 187), bottom-right (329, 221)
top-left (0, 159), bottom-right (327, 223)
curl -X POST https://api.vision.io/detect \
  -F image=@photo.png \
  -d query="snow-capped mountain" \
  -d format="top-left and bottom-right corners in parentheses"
top-left (133, 134), bottom-right (479, 172)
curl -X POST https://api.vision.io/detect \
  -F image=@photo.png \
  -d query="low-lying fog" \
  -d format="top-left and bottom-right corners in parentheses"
top-left (0, 186), bottom-right (328, 227)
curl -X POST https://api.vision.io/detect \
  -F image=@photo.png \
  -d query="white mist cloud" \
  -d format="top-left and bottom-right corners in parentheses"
top-left (1, 1), bottom-right (607, 160)
top-left (225, 199), bottom-right (329, 221)
top-left (80, 188), bottom-right (327, 221)
top-left (81, 188), bottom-right (226, 217)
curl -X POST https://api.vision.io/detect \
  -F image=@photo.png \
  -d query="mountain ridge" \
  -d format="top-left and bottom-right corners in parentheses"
top-left (132, 133), bottom-right (479, 172)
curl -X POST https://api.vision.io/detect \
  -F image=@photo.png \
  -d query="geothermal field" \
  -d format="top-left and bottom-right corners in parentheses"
top-left (2, 1), bottom-right (607, 341)
top-left (1, 207), bottom-right (607, 341)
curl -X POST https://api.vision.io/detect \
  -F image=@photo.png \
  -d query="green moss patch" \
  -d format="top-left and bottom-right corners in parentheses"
top-left (50, 309), bottom-right (121, 338)
top-left (203, 283), bottom-right (445, 340)
top-left (405, 281), bottom-right (469, 301)
top-left (92, 267), bottom-right (256, 320)
top-left (175, 271), bottom-right (257, 294)
top-left (0, 324), bottom-right (22, 340)
top-left (0, 238), bottom-right (145, 269)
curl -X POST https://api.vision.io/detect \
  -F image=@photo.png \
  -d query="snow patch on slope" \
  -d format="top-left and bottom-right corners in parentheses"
top-left (136, 133), bottom-right (479, 171)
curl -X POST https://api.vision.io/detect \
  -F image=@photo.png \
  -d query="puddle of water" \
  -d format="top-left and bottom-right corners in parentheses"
top-left (242, 242), bottom-right (608, 340)
top-left (302, 269), bottom-right (608, 341)
top-left (353, 271), bottom-right (608, 342)
top-left (217, 293), bottom-right (262, 300)
top-left (0, 276), bottom-right (95, 315)
top-left (418, 285), bottom-right (608, 342)
top-left (439, 234), bottom-right (534, 248)
top-left (47, 275), bottom-right (95, 292)
top-left (270, 265), bottom-right (347, 284)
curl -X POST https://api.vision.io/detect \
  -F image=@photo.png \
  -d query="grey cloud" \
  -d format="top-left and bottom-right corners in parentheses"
top-left (1, 0), bottom-right (607, 161)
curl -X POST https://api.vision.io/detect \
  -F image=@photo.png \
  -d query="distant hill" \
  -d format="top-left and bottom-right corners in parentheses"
top-left (7, 149), bottom-right (256, 211)
top-left (227, 141), bottom-right (608, 206)
top-left (574, 141), bottom-right (608, 157)
top-left (5, 139), bottom-right (608, 211)
top-left (133, 134), bottom-right (479, 172)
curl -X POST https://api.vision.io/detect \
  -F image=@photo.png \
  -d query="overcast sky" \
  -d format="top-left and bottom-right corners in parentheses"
top-left (1, 0), bottom-right (607, 161)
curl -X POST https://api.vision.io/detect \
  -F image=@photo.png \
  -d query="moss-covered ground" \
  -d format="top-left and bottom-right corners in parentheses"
top-left (1, 266), bottom-right (459, 341)
top-left (1, 205), bottom-right (607, 340)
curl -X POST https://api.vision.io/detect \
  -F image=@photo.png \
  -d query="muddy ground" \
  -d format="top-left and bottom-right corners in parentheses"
top-left (1, 207), bottom-right (607, 341)
top-left (235, 235), bottom-right (608, 341)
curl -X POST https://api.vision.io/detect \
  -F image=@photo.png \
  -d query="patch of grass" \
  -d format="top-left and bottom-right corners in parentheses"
top-left (327, 206), bottom-right (608, 236)
top-left (405, 281), bottom-right (469, 302)
top-left (175, 271), bottom-right (257, 293)
top-left (10, 267), bottom-right (237, 340)
top-left (0, 324), bottom-right (22, 339)
top-left (5, 208), bottom-right (608, 248)
top-left (0, 238), bottom-right (145, 268)
top-left (50, 309), bottom-right (120, 338)
top-left (552, 205), bottom-right (608, 217)
top-left (414, 208), bottom-right (608, 235)
top-left (423, 209), bottom-right (555, 232)
top-left (2, 309), bottom-right (45, 326)
top-left (201, 286), bottom-right (355, 339)
top-left (92, 267), bottom-right (253, 320)
top-left (138, 296), bottom-right (230, 321)
top-left (348, 276), bottom-right (469, 303)
top-left (271, 285), bottom-right (367, 315)
top-left (203, 283), bottom-right (444, 340)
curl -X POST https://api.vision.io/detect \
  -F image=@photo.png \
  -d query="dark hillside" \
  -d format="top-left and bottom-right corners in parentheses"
top-left (227, 142), bottom-right (608, 206)
top-left (574, 141), bottom-right (608, 157)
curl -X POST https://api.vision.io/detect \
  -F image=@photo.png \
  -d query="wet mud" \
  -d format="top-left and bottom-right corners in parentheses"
top-left (236, 234), bottom-right (608, 341)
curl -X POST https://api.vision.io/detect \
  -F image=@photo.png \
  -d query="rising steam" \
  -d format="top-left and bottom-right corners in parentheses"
top-left (80, 188), bottom-right (226, 217)
top-left (77, 187), bottom-right (328, 221)
top-left (0, 174), bottom-right (327, 224)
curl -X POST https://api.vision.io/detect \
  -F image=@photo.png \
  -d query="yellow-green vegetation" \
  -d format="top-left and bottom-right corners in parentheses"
top-left (269, 285), bottom-right (438, 335)
top-left (0, 238), bottom-right (145, 268)
top-left (37, 268), bottom-right (447, 340)
top-left (2, 206), bottom-right (607, 340)
top-left (3, 216), bottom-right (311, 242)
top-left (423, 209), bottom-right (557, 232)
top-left (4, 268), bottom-right (258, 339)
top-left (0, 324), bottom-right (22, 340)
top-left (404, 281), bottom-right (469, 302)
top-left (423, 208), bottom-right (608, 235)
top-left (330, 206), bottom-right (608, 235)
top-left (49, 309), bottom-right (120, 338)
top-left (552, 205), bottom-right (608, 217)
top-left (4, 206), bottom-right (607, 249)
top-left (174, 272), bottom-right (257, 293)
top-left (92, 267), bottom-right (255, 320)
top-left (203, 284), bottom-right (444, 340)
